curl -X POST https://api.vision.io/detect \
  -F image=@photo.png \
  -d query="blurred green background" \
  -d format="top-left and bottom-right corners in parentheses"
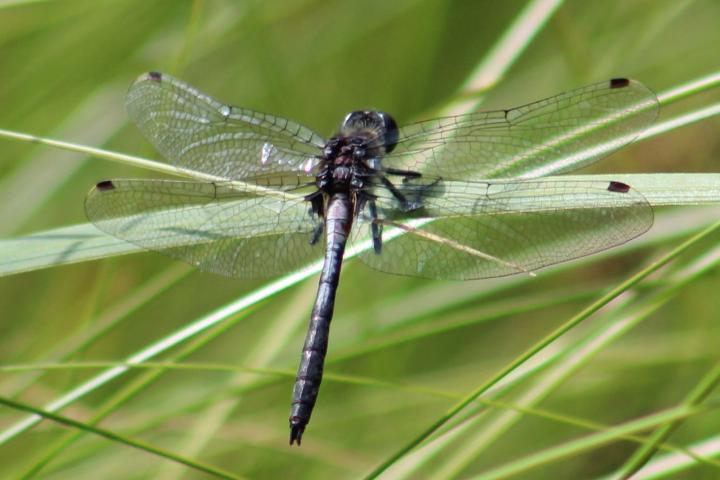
top-left (1, 0), bottom-right (720, 479)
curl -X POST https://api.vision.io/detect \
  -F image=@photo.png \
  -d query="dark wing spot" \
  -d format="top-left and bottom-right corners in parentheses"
top-left (148, 71), bottom-right (162, 82)
top-left (610, 78), bottom-right (630, 89)
top-left (96, 180), bottom-right (116, 191)
top-left (607, 181), bottom-right (631, 193)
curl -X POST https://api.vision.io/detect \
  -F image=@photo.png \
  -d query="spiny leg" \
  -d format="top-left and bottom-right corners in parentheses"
top-left (356, 191), bottom-right (383, 254)
top-left (394, 174), bottom-right (443, 211)
top-left (411, 175), bottom-right (443, 197)
top-left (380, 176), bottom-right (411, 210)
top-left (368, 198), bottom-right (383, 254)
top-left (384, 167), bottom-right (442, 194)
top-left (305, 190), bottom-right (325, 245)
top-left (310, 221), bottom-right (323, 245)
top-left (383, 167), bottom-right (422, 182)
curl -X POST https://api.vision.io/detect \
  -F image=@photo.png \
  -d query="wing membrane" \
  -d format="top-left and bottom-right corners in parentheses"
top-left (354, 179), bottom-right (653, 280)
top-left (126, 72), bottom-right (325, 182)
top-left (85, 179), bottom-right (321, 278)
top-left (383, 79), bottom-right (658, 180)
top-left (113, 75), bottom-right (657, 281)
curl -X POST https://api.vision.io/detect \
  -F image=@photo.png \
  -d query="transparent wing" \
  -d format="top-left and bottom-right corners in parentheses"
top-left (126, 72), bottom-right (326, 182)
top-left (85, 179), bottom-right (322, 278)
top-left (353, 178), bottom-right (653, 280)
top-left (383, 79), bottom-right (658, 180)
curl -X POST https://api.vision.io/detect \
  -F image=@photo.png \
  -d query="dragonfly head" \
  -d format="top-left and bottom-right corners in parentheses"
top-left (339, 110), bottom-right (398, 154)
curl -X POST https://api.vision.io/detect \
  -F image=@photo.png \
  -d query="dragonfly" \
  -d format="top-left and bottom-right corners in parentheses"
top-left (86, 72), bottom-right (658, 445)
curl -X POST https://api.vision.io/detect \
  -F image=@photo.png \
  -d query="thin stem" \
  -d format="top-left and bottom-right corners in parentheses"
top-left (0, 396), bottom-right (245, 480)
top-left (363, 219), bottom-right (720, 479)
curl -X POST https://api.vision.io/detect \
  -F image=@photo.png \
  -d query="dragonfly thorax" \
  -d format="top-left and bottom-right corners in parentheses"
top-left (316, 110), bottom-right (398, 194)
top-left (317, 137), bottom-right (371, 192)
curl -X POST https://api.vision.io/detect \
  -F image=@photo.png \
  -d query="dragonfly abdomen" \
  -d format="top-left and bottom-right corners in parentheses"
top-left (290, 192), bottom-right (353, 445)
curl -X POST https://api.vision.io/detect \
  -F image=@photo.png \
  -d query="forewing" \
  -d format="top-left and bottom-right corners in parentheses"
top-left (383, 79), bottom-right (658, 180)
top-left (85, 179), bottom-right (322, 278)
top-left (126, 72), bottom-right (326, 182)
top-left (353, 179), bottom-right (652, 280)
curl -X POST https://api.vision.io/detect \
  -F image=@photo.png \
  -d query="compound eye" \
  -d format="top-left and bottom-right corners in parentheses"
top-left (341, 111), bottom-right (368, 130)
top-left (340, 111), bottom-right (399, 154)
top-left (377, 112), bottom-right (399, 153)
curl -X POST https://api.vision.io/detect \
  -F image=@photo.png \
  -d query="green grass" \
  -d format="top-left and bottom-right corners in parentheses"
top-left (1, 1), bottom-right (720, 479)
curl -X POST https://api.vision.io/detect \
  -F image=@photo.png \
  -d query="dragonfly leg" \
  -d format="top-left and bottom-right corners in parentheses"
top-left (380, 176), bottom-right (412, 210)
top-left (384, 167), bottom-right (422, 181)
top-left (404, 176), bottom-right (443, 212)
top-left (356, 191), bottom-right (383, 254)
top-left (305, 190), bottom-right (325, 245)
top-left (310, 221), bottom-right (323, 245)
top-left (368, 198), bottom-right (383, 254)
top-left (304, 190), bottom-right (325, 217)
top-left (415, 176), bottom-right (442, 195)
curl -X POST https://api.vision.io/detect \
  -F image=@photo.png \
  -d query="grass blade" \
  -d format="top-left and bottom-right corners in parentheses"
top-left (0, 263), bottom-right (321, 445)
top-left (470, 404), bottom-right (715, 480)
top-left (615, 360), bottom-right (720, 479)
top-left (363, 219), bottom-right (720, 478)
top-left (429, 233), bottom-right (720, 478)
top-left (0, 395), bottom-right (246, 480)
